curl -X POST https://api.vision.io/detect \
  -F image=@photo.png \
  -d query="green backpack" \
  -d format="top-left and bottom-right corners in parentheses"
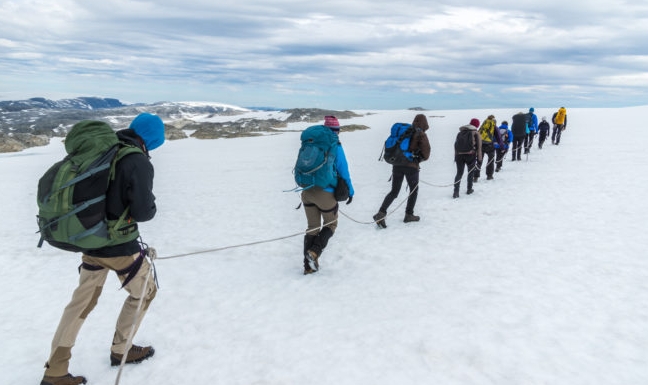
top-left (36, 120), bottom-right (142, 252)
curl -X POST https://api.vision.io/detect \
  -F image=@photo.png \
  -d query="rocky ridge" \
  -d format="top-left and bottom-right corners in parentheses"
top-left (0, 98), bottom-right (368, 152)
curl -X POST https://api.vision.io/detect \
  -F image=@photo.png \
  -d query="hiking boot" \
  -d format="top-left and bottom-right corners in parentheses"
top-left (473, 176), bottom-right (479, 183)
top-left (453, 191), bottom-right (459, 199)
top-left (110, 345), bottom-right (155, 366)
top-left (466, 188), bottom-right (474, 195)
top-left (487, 175), bottom-right (494, 180)
top-left (40, 373), bottom-right (87, 385)
top-left (403, 214), bottom-right (420, 223)
top-left (304, 250), bottom-right (319, 274)
top-left (372, 211), bottom-right (387, 229)
top-left (303, 260), bottom-right (317, 275)
top-left (495, 167), bottom-right (501, 172)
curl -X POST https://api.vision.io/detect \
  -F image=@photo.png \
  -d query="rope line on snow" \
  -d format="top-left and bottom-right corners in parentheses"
top-left (153, 139), bottom-right (541, 259)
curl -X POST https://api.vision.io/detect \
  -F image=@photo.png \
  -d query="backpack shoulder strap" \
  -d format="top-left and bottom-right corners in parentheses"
top-left (110, 143), bottom-right (145, 181)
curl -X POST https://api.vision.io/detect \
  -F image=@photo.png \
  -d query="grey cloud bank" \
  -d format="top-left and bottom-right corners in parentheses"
top-left (1, 0), bottom-right (647, 109)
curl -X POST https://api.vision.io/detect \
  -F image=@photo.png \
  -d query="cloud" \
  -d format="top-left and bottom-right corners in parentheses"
top-left (1, 1), bottom-right (647, 108)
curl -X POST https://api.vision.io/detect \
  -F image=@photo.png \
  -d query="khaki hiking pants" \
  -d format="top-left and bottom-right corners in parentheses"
top-left (44, 252), bottom-right (157, 377)
top-left (301, 187), bottom-right (338, 235)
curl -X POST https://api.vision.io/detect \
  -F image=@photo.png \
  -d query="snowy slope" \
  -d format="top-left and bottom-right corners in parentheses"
top-left (1, 106), bottom-right (646, 385)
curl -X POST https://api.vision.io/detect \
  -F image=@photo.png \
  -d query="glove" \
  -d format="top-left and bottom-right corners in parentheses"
top-left (346, 196), bottom-right (353, 205)
top-left (146, 247), bottom-right (158, 260)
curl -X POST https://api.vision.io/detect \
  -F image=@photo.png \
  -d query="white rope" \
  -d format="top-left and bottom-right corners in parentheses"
top-left (114, 252), bottom-right (155, 385)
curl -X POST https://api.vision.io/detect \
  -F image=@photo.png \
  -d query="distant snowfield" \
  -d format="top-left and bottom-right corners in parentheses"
top-left (1, 106), bottom-right (646, 385)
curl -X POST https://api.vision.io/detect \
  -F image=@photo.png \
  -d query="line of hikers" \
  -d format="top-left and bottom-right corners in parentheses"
top-left (38, 108), bottom-right (568, 384)
top-left (453, 107), bottom-right (567, 198)
top-left (297, 108), bottom-right (567, 275)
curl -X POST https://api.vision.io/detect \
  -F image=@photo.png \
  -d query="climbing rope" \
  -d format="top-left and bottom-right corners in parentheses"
top-left (114, 247), bottom-right (156, 385)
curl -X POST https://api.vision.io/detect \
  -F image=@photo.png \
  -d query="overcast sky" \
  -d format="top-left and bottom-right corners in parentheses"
top-left (1, 0), bottom-right (647, 109)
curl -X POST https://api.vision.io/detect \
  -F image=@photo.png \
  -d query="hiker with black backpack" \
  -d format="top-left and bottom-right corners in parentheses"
top-left (296, 116), bottom-right (354, 275)
top-left (511, 112), bottom-right (528, 161)
top-left (39, 113), bottom-right (164, 385)
top-left (474, 115), bottom-right (504, 182)
top-left (372, 114), bottom-right (431, 228)
top-left (453, 118), bottom-right (482, 198)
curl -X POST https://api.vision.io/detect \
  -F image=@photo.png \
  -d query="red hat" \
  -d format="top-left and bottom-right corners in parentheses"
top-left (470, 118), bottom-right (480, 128)
top-left (324, 115), bottom-right (340, 129)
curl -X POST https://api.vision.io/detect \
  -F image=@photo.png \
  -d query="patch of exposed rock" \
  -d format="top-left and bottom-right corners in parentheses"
top-left (0, 133), bottom-right (50, 152)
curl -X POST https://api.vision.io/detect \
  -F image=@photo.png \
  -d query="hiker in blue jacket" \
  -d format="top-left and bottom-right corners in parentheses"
top-left (494, 120), bottom-right (512, 172)
top-left (301, 116), bottom-right (354, 275)
top-left (524, 107), bottom-right (538, 154)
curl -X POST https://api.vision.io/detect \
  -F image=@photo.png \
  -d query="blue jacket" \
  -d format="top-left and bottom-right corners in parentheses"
top-left (324, 144), bottom-right (355, 197)
top-left (526, 113), bottom-right (538, 133)
top-left (494, 123), bottom-right (513, 150)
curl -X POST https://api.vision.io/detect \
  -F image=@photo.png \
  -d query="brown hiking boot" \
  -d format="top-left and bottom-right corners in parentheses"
top-left (110, 345), bottom-right (155, 366)
top-left (40, 373), bottom-right (87, 385)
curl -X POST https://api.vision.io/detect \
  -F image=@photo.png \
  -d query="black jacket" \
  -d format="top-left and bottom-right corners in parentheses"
top-left (86, 129), bottom-right (157, 257)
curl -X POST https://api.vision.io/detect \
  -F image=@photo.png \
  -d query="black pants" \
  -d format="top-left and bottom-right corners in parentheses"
top-left (495, 148), bottom-right (507, 170)
top-left (552, 124), bottom-right (564, 144)
top-left (512, 137), bottom-right (524, 160)
top-left (379, 166), bottom-right (419, 215)
top-left (538, 129), bottom-right (549, 148)
top-left (475, 143), bottom-right (495, 178)
top-left (524, 132), bottom-right (536, 153)
top-left (454, 154), bottom-right (476, 193)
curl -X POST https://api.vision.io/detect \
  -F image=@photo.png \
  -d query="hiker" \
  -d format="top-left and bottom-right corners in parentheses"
top-left (552, 107), bottom-right (568, 145)
top-left (494, 120), bottom-right (512, 172)
top-left (40, 113), bottom-right (164, 385)
top-left (301, 116), bottom-right (354, 275)
top-left (373, 114), bottom-right (431, 227)
top-left (524, 107), bottom-right (538, 153)
top-left (474, 115), bottom-right (504, 182)
top-left (453, 118), bottom-right (482, 198)
top-left (537, 116), bottom-right (551, 149)
top-left (510, 112), bottom-right (527, 161)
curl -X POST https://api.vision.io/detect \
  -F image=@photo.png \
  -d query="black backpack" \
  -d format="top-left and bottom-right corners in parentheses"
top-left (454, 130), bottom-right (474, 153)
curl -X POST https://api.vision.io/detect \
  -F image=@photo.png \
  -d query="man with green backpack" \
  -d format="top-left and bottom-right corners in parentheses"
top-left (39, 113), bottom-right (165, 385)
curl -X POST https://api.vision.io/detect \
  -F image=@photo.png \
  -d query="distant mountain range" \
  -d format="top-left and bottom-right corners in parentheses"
top-left (0, 97), bottom-right (128, 112)
top-left (0, 97), bottom-right (366, 152)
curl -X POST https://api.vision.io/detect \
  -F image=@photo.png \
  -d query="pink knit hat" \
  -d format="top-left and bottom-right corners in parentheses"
top-left (470, 118), bottom-right (480, 128)
top-left (324, 115), bottom-right (340, 129)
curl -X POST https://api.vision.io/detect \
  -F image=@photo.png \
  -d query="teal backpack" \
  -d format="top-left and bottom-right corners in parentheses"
top-left (293, 125), bottom-right (339, 190)
top-left (37, 120), bottom-right (142, 252)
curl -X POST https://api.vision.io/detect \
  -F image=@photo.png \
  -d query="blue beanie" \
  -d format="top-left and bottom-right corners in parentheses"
top-left (129, 113), bottom-right (165, 151)
top-left (529, 107), bottom-right (535, 112)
